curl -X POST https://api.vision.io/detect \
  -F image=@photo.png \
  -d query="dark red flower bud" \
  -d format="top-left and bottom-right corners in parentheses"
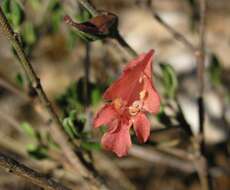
top-left (64, 12), bottom-right (118, 41)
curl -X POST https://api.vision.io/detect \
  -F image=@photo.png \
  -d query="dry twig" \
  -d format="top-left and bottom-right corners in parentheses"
top-left (147, 1), bottom-right (196, 52)
top-left (129, 145), bottom-right (196, 173)
top-left (194, 0), bottom-right (212, 190)
top-left (0, 76), bottom-right (29, 101)
top-left (144, 1), bottom-right (212, 189)
top-left (0, 153), bottom-right (70, 190)
top-left (153, 13), bottom-right (196, 52)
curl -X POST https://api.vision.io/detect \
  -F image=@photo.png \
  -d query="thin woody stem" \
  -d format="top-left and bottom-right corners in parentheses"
top-left (195, 0), bottom-right (212, 190)
top-left (0, 153), bottom-right (70, 190)
top-left (78, 0), bottom-right (99, 16)
top-left (115, 32), bottom-right (138, 57)
top-left (147, 1), bottom-right (210, 189)
top-left (147, 0), bottom-right (196, 52)
top-left (84, 42), bottom-right (91, 106)
top-left (0, 76), bottom-right (29, 101)
top-left (197, 0), bottom-right (206, 98)
top-left (153, 13), bottom-right (196, 52)
top-left (196, 0), bottom-right (206, 159)
top-left (129, 145), bottom-right (195, 173)
top-left (0, 6), bottom-right (103, 189)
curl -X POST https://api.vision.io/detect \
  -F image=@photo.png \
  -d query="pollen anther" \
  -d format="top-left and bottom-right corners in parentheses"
top-left (139, 76), bottom-right (143, 83)
top-left (128, 100), bottom-right (142, 116)
top-left (140, 89), bottom-right (147, 100)
top-left (113, 98), bottom-right (122, 111)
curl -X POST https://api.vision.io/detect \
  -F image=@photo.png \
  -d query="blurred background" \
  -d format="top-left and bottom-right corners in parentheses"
top-left (0, 0), bottom-right (229, 189)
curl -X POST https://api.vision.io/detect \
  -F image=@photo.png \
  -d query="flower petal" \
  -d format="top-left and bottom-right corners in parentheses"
top-left (93, 104), bottom-right (117, 128)
top-left (143, 50), bottom-right (154, 79)
top-left (103, 50), bottom-right (154, 105)
top-left (143, 76), bottom-right (161, 114)
top-left (133, 112), bottom-right (150, 143)
top-left (124, 49), bottom-right (154, 72)
top-left (101, 122), bottom-right (132, 157)
top-left (103, 65), bottom-right (142, 104)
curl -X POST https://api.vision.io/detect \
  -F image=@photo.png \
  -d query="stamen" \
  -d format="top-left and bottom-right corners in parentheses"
top-left (139, 76), bottom-right (143, 83)
top-left (132, 101), bottom-right (142, 109)
top-left (128, 100), bottom-right (142, 116)
top-left (129, 106), bottom-right (139, 116)
top-left (140, 89), bottom-right (148, 100)
top-left (113, 98), bottom-right (122, 111)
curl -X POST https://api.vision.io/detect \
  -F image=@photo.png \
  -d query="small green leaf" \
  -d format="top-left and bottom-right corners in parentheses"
top-left (28, 0), bottom-right (41, 10)
top-left (63, 114), bottom-right (78, 139)
top-left (48, 0), bottom-right (63, 33)
top-left (56, 79), bottom-right (105, 113)
top-left (56, 81), bottom-right (83, 115)
top-left (75, 9), bottom-right (91, 22)
top-left (81, 141), bottom-right (101, 151)
top-left (209, 53), bottom-right (222, 86)
top-left (20, 122), bottom-right (36, 138)
top-left (22, 22), bottom-right (37, 45)
top-left (157, 109), bottom-right (172, 126)
top-left (99, 125), bottom-right (107, 134)
top-left (91, 88), bottom-right (101, 106)
top-left (51, 11), bottom-right (62, 33)
top-left (160, 63), bottom-right (178, 98)
top-left (27, 144), bottom-right (48, 160)
top-left (26, 144), bottom-right (37, 152)
top-left (11, 0), bottom-right (24, 27)
top-left (15, 73), bottom-right (24, 88)
top-left (67, 30), bottom-right (79, 49)
top-left (69, 110), bottom-right (77, 120)
top-left (49, 0), bottom-right (61, 12)
top-left (46, 133), bottom-right (59, 149)
top-left (68, 10), bottom-right (92, 42)
top-left (2, 0), bottom-right (10, 15)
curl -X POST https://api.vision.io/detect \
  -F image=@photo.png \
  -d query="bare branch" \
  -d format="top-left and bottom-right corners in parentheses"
top-left (0, 153), bottom-right (70, 190)
top-left (146, 0), bottom-right (196, 52)
top-left (152, 13), bottom-right (196, 52)
top-left (0, 76), bottom-right (29, 101)
top-left (196, 0), bottom-right (206, 98)
top-left (129, 145), bottom-right (196, 173)
top-left (194, 0), bottom-right (212, 190)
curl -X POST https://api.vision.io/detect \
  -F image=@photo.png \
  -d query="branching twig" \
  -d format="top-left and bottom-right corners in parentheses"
top-left (147, 1), bottom-right (196, 52)
top-left (129, 145), bottom-right (196, 173)
top-left (0, 76), bottom-right (29, 101)
top-left (0, 6), bottom-right (104, 189)
top-left (147, 1), bottom-right (212, 189)
top-left (153, 13), bottom-right (196, 52)
top-left (0, 153), bottom-right (70, 190)
top-left (129, 145), bottom-right (228, 178)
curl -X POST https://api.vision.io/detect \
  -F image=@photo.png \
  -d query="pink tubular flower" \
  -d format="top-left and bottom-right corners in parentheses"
top-left (93, 50), bottom-right (160, 157)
